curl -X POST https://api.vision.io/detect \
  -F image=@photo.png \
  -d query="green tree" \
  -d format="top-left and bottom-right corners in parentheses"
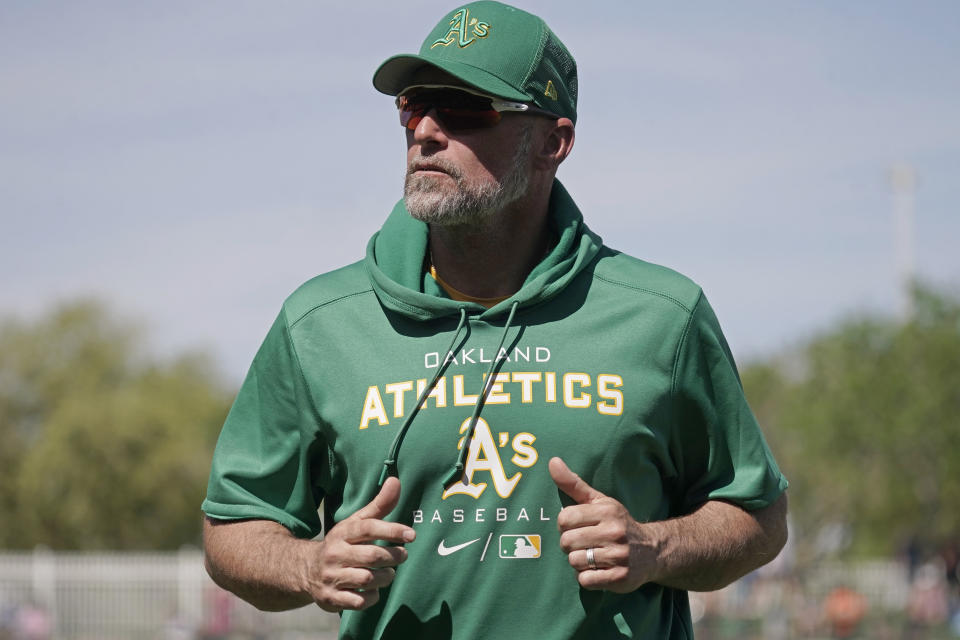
top-left (0, 300), bottom-right (231, 549)
top-left (743, 285), bottom-right (960, 557)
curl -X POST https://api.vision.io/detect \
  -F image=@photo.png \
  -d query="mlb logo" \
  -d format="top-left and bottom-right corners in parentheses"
top-left (499, 535), bottom-right (541, 559)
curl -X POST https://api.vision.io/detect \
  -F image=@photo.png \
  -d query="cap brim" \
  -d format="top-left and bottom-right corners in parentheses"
top-left (373, 54), bottom-right (531, 102)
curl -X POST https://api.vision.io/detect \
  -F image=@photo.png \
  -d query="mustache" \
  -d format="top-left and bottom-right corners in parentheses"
top-left (407, 156), bottom-right (463, 180)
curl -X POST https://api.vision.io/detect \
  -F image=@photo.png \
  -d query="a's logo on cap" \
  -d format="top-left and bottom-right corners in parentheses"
top-left (544, 80), bottom-right (558, 101)
top-left (431, 8), bottom-right (490, 49)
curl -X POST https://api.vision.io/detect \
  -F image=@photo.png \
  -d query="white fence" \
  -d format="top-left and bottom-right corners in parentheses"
top-left (0, 548), bottom-right (339, 639)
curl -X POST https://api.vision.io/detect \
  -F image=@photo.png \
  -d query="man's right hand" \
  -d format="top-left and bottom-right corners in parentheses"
top-left (301, 477), bottom-right (416, 612)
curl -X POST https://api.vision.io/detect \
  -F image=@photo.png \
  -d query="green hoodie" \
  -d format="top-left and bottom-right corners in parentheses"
top-left (203, 181), bottom-right (787, 639)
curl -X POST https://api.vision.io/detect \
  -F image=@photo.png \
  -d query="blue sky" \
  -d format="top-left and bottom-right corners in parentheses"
top-left (2, 2), bottom-right (958, 381)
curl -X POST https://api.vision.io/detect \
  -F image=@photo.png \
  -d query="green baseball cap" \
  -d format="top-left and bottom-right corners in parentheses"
top-left (373, 1), bottom-right (578, 124)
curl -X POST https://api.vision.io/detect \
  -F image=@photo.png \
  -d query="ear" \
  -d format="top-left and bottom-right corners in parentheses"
top-left (533, 117), bottom-right (575, 172)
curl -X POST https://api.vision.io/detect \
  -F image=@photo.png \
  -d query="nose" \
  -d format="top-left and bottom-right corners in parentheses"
top-left (411, 107), bottom-right (448, 146)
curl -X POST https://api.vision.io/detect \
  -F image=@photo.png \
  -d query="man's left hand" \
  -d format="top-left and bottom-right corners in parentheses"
top-left (549, 456), bottom-right (658, 592)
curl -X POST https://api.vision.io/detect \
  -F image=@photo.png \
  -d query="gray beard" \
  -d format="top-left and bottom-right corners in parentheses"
top-left (404, 126), bottom-right (532, 226)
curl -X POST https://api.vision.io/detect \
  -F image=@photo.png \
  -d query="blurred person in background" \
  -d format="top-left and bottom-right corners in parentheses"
top-left (11, 601), bottom-right (51, 640)
top-left (823, 584), bottom-right (867, 639)
top-left (905, 562), bottom-right (949, 638)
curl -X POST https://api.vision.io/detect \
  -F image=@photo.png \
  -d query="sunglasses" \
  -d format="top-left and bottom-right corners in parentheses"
top-left (396, 85), bottom-right (557, 132)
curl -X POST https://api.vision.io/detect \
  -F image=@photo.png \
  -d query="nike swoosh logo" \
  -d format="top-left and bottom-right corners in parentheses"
top-left (437, 537), bottom-right (482, 556)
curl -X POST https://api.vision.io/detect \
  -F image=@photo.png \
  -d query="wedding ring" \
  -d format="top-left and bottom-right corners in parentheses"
top-left (585, 547), bottom-right (597, 569)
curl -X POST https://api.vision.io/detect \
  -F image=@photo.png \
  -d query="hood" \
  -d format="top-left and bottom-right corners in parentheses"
top-left (364, 180), bottom-right (602, 320)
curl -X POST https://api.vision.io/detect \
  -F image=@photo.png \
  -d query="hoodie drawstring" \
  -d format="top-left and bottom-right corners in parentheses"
top-left (378, 307), bottom-right (468, 489)
top-left (442, 300), bottom-right (519, 488)
top-left (377, 301), bottom-right (521, 495)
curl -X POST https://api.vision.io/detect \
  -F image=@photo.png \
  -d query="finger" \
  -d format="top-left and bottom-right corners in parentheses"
top-left (568, 546), bottom-right (630, 573)
top-left (333, 567), bottom-right (396, 591)
top-left (558, 526), bottom-right (604, 554)
top-left (318, 587), bottom-right (380, 612)
top-left (355, 476), bottom-right (403, 521)
top-left (354, 588), bottom-right (382, 610)
top-left (577, 566), bottom-right (630, 591)
top-left (549, 457), bottom-right (606, 505)
top-left (342, 518), bottom-right (416, 545)
top-left (365, 567), bottom-right (397, 590)
top-left (351, 544), bottom-right (408, 569)
top-left (569, 548), bottom-right (600, 572)
top-left (345, 477), bottom-right (415, 543)
top-left (556, 502), bottom-right (617, 532)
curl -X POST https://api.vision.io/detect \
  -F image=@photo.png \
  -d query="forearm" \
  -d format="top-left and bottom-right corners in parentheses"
top-left (203, 517), bottom-right (316, 611)
top-left (645, 493), bottom-right (788, 592)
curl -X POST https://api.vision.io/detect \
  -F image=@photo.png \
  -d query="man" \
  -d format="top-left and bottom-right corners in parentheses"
top-left (202, 2), bottom-right (789, 639)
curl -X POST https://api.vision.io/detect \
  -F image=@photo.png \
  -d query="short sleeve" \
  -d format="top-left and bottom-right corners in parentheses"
top-left (670, 292), bottom-right (787, 513)
top-left (201, 309), bottom-right (326, 538)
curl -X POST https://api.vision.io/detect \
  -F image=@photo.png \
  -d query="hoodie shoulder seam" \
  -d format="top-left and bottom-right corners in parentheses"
top-left (288, 289), bottom-right (374, 329)
top-left (591, 273), bottom-right (694, 314)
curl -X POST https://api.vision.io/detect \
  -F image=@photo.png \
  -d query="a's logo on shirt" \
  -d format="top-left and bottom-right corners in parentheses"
top-left (431, 8), bottom-right (490, 49)
top-left (499, 534), bottom-right (541, 559)
top-left (442, 417), bottom-right (537, 500)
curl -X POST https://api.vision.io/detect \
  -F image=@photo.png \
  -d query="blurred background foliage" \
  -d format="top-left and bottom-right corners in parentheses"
top-left (0, 300), bottom-right (231, 550)
top-left (742, 284), bottom-right (960, 560)
top-left (0, 287), bottom-right (957, 557)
